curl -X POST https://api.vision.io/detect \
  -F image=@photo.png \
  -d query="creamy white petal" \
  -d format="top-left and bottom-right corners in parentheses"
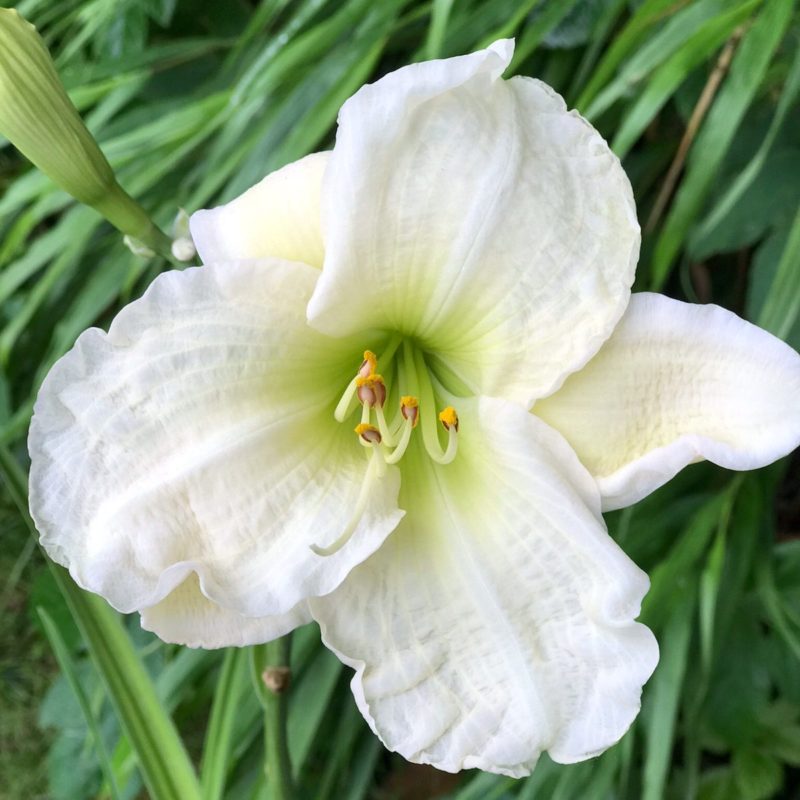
top-left (310, 398), bottom-right (657, 777)
top-left (190, 152), bottom-right (328, 267)
top-left (29, 259), bottom-right (404, 619)
top-left (307, 41), bottom-right (638, 406)
top-left (535, 293), bottom-right (800, 511)
top-left (140, 571), bottom-right (311, 649)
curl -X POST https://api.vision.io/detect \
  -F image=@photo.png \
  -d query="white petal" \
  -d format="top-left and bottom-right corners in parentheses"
top-left (535, 293), bottom-right (800, 511)
top-left (190, 152), bottom-right (328, 267)
top-left (310, 398), bottom-right (657, 777)
top-left (140, 572), bottom-right (311, 649)
top-left (29, 259), bottom-right (404, 620)
top-left (307, 41), bottom-right (638, 405)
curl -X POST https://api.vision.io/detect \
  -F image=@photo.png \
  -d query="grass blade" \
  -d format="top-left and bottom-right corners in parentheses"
top-left (756, 206), bottom-right (800, 339)
top-left (0, 447), bottom-right (203, 800)
top-left (37, 605), bottom-right (123, 800)
top-left (201, 647), bottom-right (251, 800)
top-left (649, 0), bottom-right (794, 288)
top-left (642, 585), bottom-right (696, 800)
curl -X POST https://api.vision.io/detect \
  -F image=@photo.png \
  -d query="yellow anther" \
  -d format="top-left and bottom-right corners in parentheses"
top-left (354, 423), bottom-right (382, 444)
top-left (355, 374), bottom-right (387, 408)
top-left (400, 395), bottom-right (419, 428)
top-left (438, 406), bottom-right (459, 432)
top-left (358, 350), bottom-right (378, 379)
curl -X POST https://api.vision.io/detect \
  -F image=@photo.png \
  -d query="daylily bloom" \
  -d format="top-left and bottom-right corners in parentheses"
top-left (28, 40), bottom-right (800, 777)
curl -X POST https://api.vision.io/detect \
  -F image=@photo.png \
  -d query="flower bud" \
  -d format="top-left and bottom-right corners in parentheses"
top-left (0, 9), bottom-right (163, 243)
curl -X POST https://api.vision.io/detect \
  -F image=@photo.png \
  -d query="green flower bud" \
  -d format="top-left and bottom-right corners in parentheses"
top-left (0, 9), bottom-right (169, 250)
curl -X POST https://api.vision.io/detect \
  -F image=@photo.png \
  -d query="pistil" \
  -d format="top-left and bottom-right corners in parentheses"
top-left (310, 444), bottom-right (384, 557)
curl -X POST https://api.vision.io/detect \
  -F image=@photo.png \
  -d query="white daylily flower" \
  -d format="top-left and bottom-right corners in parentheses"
top-left (28, 40), bottom-right (800, 777)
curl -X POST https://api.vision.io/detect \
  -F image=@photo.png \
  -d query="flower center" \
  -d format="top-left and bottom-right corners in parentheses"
top-left (335, 338), bottom-right (460, 465)
top-left (310, 337), bottom-right (461, 557)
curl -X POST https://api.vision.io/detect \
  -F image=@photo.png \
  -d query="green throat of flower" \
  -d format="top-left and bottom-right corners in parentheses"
top-left (311, 336), bottom-right (461, 557)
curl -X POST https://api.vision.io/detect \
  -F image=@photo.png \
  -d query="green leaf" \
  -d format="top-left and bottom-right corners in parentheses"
top-left (425, 0), bottom-right (456, 59)
top-left (732, 749), bottom-right (783, 800)
top-left (698, 767), bottom-right (737, 800)
top-left (342, 736), bottom-right (381, 800)
top-left (698, 482), bottom-right (739, 676)
top-left (37, 605), bottom-right (123, 800)
top-left (509, 0), bottom-right (582, 70)
top-left (581, 0), bottom-right (733, 118)
top-left (455, 771), bottom-right (514, 800)
top-left (0, 448), bottom-right (202, 800)
top-left (691, 42), bottom-right (800, 255)
top-left (690, 149), bottom-right (800, 261)
top-left (757, 547), bottom-right (800, 663)
top-left (287, 644), bottom-right (343, 776)
top-left (767, 725), bottom-right (800, 767)
top-left (642, 492), bottom-right (727, 630)
top-left (312, 701), bottom-right (368, 800)
top-left (200, 648), bottom-right (250, 800)
top-left (45, 727), bottom-right (103, 800)
top-left (757, 206), bottom-right (800, 339)
top-left (611, 0), bottom-right (761, 159)
top-left (476, 0), bottom-right (543, 52)
top-left (641, 585), bottom-right (696, 800)
top-left (649, 0), bottom-right (795, 288)
top-left (566, 0), bottom-right (628, 102)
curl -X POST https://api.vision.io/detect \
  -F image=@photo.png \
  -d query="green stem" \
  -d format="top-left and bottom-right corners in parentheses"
top-left (93, 182), bottom-right (176, 262)
top-left (259, 636), bottom-right (295, 800)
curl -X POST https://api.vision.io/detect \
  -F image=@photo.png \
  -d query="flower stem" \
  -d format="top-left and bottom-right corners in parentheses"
top-left (94, 183), bottom-right (176, 262)
top-left (259, 635), bottom-right (294, 800)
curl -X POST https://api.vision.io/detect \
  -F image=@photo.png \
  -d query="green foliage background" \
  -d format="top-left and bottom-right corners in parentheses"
top-left (1, 0), bottom-right (799, 798)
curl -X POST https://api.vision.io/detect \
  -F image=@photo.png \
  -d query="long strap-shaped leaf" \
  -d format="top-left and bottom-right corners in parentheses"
top-left (201, 647), bottom-right (250, 800)
top-left (37, 605), bottom-right (124, 800)
top-left (0, 446), bottom-right (202, 800)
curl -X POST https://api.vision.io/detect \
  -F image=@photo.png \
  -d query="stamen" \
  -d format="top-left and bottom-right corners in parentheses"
top-left (438, 406), bottom-right (459, 432)
top-left (334, 379), bottom-right (359, 422)
top-left (311, 447), bottom-right (382, 557)
top-left (355, 423), bottom-right (382, 445)
top-left (356, 374), bottom-right (386, 408)
top-left (435, 409), bottom-right (459, 465)
top-left (400, 395), bottom-right (419, 428)
top-left (374, 405), bottom-right (396, 446)
top-left (335, 337), bottom-right (401, 424)
top-left (412, 346), bottom-right (459, 465)
top-left (358, 350), bottom-right (377, 378)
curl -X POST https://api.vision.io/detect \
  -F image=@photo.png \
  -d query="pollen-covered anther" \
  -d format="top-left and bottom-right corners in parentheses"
top-left (356, 374), bottom-right (387, 408)
top-left (438, 406), bottom-right (459, 432)
top-left (355, 423), bottom-right (382, 445)
top-left (400, 395), bottom-right (419, 428)
top-left (358, 350), bottom-right (378, 379)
